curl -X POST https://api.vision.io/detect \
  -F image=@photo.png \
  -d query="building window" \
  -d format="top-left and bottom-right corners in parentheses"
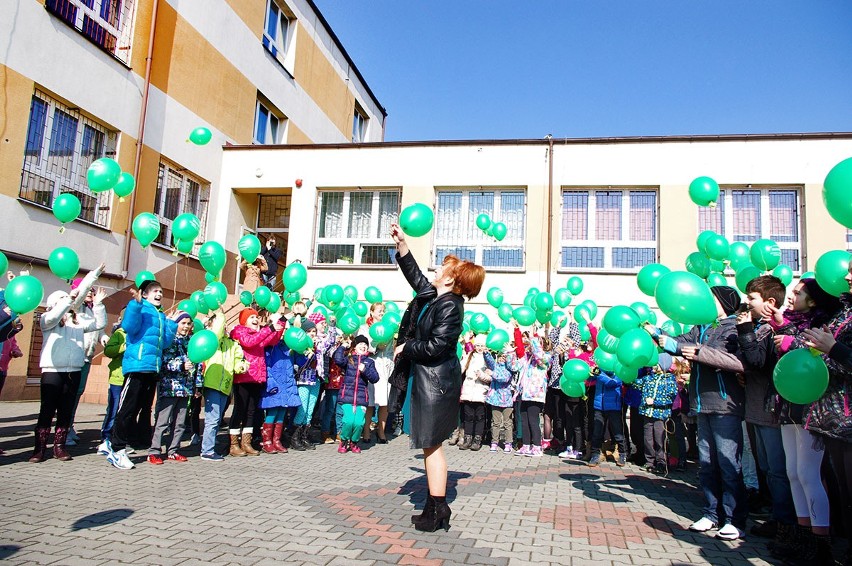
top-left (254, 98), bottom-right (285, 145)
top-left (352, 105), bottom-right (367, 142)
top-left (152, 162), bottom-right (210, 254)
top-left (433, 189), bottom-right (526, 270)
top-left (262, 0), bottom-right (295, 69)
top-left (45, 0), bottom-right (136, 65)
top-left (314, 190), bottom-right (400, 266)
top-left (560, 188), bottom-right (657, 271)
top-left (19, 90), bottom-right (115, 228)
top-left (698, 187), bottom-right (802, 271)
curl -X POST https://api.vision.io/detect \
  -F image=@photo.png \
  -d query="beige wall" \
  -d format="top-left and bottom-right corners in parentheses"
top-left (0, 66), bottom-right (34, 199)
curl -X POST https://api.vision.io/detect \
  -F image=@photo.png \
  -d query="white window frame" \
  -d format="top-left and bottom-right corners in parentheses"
top-left (19, 89), bottom-right (116, 229)
top-left (433, 188), bottom-right (527, 272)
top-left (313, 189), bottom-right (400, 267)
top-left (559, 188), bottom-right (658, 272)
top-left (45, 0), bottom-right (136, 64)
top-left (352, 104), bottom-right (368, 143)
top-left (152, 161), bottom-right (210, 256)
top-left (254, 98), bottom-right (286, 145)
top-left (698, 186), bottom-right (803, 272)
top-left (262, 0), bottom-right (297, 73)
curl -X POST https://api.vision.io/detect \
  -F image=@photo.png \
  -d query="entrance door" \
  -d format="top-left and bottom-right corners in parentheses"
top-left (256, 193), bottom-right (291, 293)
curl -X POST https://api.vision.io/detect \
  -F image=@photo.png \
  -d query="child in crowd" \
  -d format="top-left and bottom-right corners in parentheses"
top-left (261, 320), bottom-right (302, 454)
top-left (32, 272), bottom-right (106, 463)
top-left (0, 331), bottom-right (22, 455)
top-left (309, 311), bottom-right (340, 435)
top-left (542, 326), bottom-right (566, 452)
top-left (459, 334), bottom-right (490, 451)
top-left (484, 342), bottom-right (519, 453)
top-left (99, 309), bottom-right (125, 455)
top-left (321, 337), bottom-right (346, 443)
top-left (362, 303), bottom-right (393, 444)
top-left (333, 335), bottom-right (379, 453)
top-left (148, 313), bottom-right (199, 464)
top-left (200, 310), bottom-right (247, 462)
top-left (291, 319), bottom-right (319, 450)
top-left (586, 365), bottom-right (626, 467)
top-left (560, 331), bottom-right (596, 459)
top-left (633, 353), bottom-right (678, 474)
top-left (513, 323), bottom-right (551, 457)
top-left (229, 308), bottom-right (284, 456)
top-left (669, 358), bottom-right (692, 471)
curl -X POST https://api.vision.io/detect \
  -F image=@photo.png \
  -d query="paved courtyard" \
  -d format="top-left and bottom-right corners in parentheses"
top-left (0, 401), bottom-right (788, 565)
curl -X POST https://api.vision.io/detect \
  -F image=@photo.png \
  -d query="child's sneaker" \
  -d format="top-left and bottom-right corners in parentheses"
top-left (96, 439), bottom-right (113, 456)
top-left (541, 438), bottom-right (551, 450)
top-left (528, 445), bottom-right (543, 457)
top-left (167, 453), bottom-right (188, 462)
top-left (201, 452), bottom-right (224, 462)
top-left (515, 445), bottom-right (531, 456)
top-left (338, 441), bottom-right (350, 454)
top-left (350, 442), bottom-right (362, 454)
top-left (503, 443), bottom-right (513, 454)
top-left (489, 443), bottom-right (499, 452)
top-left (558, 446), bottom-right (575, 458)
top-left (147, 454), bottom-right (164, 465)
top-left (107, 449), bottom-right (135, 470)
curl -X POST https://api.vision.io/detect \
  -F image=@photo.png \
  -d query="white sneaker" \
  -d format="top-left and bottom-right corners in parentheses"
top-left (107, 449), bottom-right (135, 470)
top-left (96, 440), bottom-right (113, 456)
top-left (688, 517), bottom-right (718, 532)
top-left (190, 434), bottom-right (201, 446)
top-left (716, 523), bottom-right (744, 540)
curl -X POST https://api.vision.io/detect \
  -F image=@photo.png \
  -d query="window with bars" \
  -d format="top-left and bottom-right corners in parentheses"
top-left (20, 90), bottom-right (115, 228)
top-left (257, 195), bottom-right (291, 275)
top-left (433, 189), bottom-right (526, 270)
top-left (152, 162), bottom-right (210, 254)
top-left (45, 0), bottom-right (136, 65)
top-left (352, 105), bottom-right (368, 143)
top-left (315, 190), bottom-right (400, 266)
top-left (262, 0), bottom-right (295, 68)
top-left (560, 189), bottom-right (657, 271)
top-left (254, 98), bottom-right (286, 145)
top-left (698, 188), bottom-right (802, 271)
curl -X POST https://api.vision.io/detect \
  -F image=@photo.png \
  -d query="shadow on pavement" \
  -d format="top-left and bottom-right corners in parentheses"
top-left (0, 545), bottom-right (21, 559)
top-left (71, 508), bottom-right (134, 531)
top-left (399, 469), bottom-right (471, 510)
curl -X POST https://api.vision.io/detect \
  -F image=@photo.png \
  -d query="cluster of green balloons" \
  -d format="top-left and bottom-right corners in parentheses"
top-left (399, 203), bottom-right (434, 237)
top-left (474, 214), bottom-right (508, 241)
top-left (598, 302), bottom-right (661, 383)
top-left (87, 158), bottom-right (136, 199)
top-left (559, 358), bottom-right (590, 397)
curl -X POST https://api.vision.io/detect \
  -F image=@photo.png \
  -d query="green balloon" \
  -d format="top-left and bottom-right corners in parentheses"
top-left (597, 328), bottom-right (619, 354)
top-left (175, 238), bottom-right (194, 255)
top-left (343, 285), bottom-right (358, 302)
top-left (384, 301), bottom-right (399, 313)
top-left (534, 292), bottom-right (554, 312)
top-left (384, 311), bottom-right (401, 327)
top-left (735, 264), bottom-right (763, 294)
top-left (523, 294), bottom-right (536, 308)
top-left (198, 241), bottom-right (226, 275)
top-left (497, 303), bottom-right (514, 323)
top-left (554, 288), bottom-right (572, 308)
top-left (773, 348), bottom-right (829, 404)
top-left (172, 213), bottom-right (201, 242)
top-left (689, 176), bottom-right (720, 207)
top-left (52, 193), bottom-right (81, 224)
top-left (204, 272), bottom-right (217, 283)
top-left (486, 287), bottom-right (504, 308)
top-left (579, 300), bottom-right (599, 318)
top-left (513, 306), bottom-right (536, 326)
top-left (369, 321), bottom-right (394, 346)
top-left (602, 305), bottom-right (640, 338)
top-left (800, 271), bottom-right (815, 280)
top-left (704, 234), bottom-right (730, 262)
top-left (113, 172), bottom-right (136, 199)
top-left (566, 276), bottom-right (584, 295)
top-left (238, 234), bottom-right (261, 263)
top-left (177, 299), bottom-right (198, 318)
top-left (492, 222), bottom-right (508, 241)
top-left (535, 308), bottom-right (552, 325)
top-left (527, 287), bottom-right (540, 296)
top-left (399, 203), bottom-right (434, 237)
top-left (709, 259), bottom-right (726, 273)
top-left (188, 329), bottom-right (218, 363)
top-left (87, 157), bottom-right (121, 193)
top-left (707, 272), bottom-right (728, 287)
top-left (322, 284), bottom-right (344, 307)
top-left (206, 282), bottom-right (227, 304)
top-left (630, 301), bottom-right (652, 324)
top-left (614, 362), bottom-right (639, 384)
top-left (475, 213), bottom-right (491, 231)
top-left (696, 230), bottom-right (717, 253)
top-left (579, 324), bottom-right (591, 341)
top-left (561, 359), bottom-right (591, 384)
top-left (284, 291), bottom-right (301, 306)
top-left (48, 247), bottom-right (80, 280)
top-left (364, 286), bottom-right (383, 304)
top-left (4, 275), bottom-right (44, 314)
top-left (254, 286), bottom-right (271, 308)
top-left (815, 250), bottom-right (852, 297)
top-left (265, 292), bottom-right (281, 313)
top-left (772, 264), bottom-right (794, 286)
top-left (239, 291), bottom-right (253, 306)
top-left (573, 304), bottom-right (592, 325)
top-left (560, 379), bottom-right (585, 397)
top-left (353, 301), bottom-right (369, 317)
top-left (660, 320), bottom-right (683, 336)
top-left (0, 251), bottom-right (7, 275)
top-left (750, 239), bottom-right (781, 271)
top-left (132, 212), bottom-right (160, 248)
top-left (654, 271), bottom-right (718, 325)
top-left (485, 328), bottom-right (510, 351)
top-left (726, 241), bottom-right (750, 269)
top-left (550, 310), bottom-right (567, 327)
top-left (338, 312), bottom-right (360, 334)
top-left (637, 263), bottom-right (671, 297)
top-left (192, 291), bottom-right (209, 315)
top-left (822, 157), bottom-right (852, 229)
top-left (284, 327), bottom-right (307, 351)
top-left (203, 293), bottom-right (220, 310)
top-left (616, 328), bottom-right (656, 368)
top-left (189, 127), bottom-right (213, 145)
top-left (192, 318), bottom-right (203, 333)
top-left (470, 312), bottom-right (491, 334)
top-left (135, 270), bottom-right (155, 288)
top-left (685, 252), bottom-right (711, 279)
top-left (593, 349), bottom-right (617, 372)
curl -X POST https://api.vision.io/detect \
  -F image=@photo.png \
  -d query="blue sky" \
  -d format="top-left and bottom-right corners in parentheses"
top-left (314, 1), bottom-right (852, 142)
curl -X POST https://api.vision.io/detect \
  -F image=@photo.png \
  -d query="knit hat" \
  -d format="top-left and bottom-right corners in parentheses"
top-left (710, 285), bottom-right (740, 316)
top-left (239, 308), bottom-right (259, 326)
top-left (473, 334), bottom-right (487, 346)
top-left (139, 279), bottom-right (161, 295)
top-left (46, 290), bottom-right (70, 310)
top-left (352, 334), bottom-right (369, 348)
top-left (307, 311), bottom-right (326, 325)
top-left (657, 352), bottom-right (674, 372)
top-left (70, 277), bottom-right (83, 291)
top-left (300, 320), bottom-right (316, 333)
top-left (174, 311), bottom-right (192, 325)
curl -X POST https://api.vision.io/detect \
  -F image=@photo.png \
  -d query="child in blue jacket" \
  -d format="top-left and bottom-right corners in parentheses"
top-left (588, 368), bottom-right (626, 467)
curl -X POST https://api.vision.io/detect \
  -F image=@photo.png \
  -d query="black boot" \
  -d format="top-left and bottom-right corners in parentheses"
top-left (411, 494), bottom-right (435, 524)
top-left (289, 426), bottom-right (306, 451)
top-left (414, 495), bottom-right (451, 532)
top-left (302, 425), bottom-right (315, 450)
top-left (458, 435), bottom-right (472, 450)
top-left (469, 435), bottom-right (483, 451)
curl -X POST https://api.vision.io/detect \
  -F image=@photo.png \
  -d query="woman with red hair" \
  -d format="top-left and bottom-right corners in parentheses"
top-left (390, 223), bottom-right (485, 532)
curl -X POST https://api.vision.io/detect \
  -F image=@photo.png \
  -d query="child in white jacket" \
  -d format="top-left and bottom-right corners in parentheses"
top-left (30, 270), bottom-right (107, 463)
top-left (458, 334), bottom-right (491, 451)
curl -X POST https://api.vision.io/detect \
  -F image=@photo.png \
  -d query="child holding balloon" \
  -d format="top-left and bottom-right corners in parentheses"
top-left (332, 335), bottom-right (380, 453)
top-left (484, 342), bottom-right (519, 453)
top-left (513, 324), bottom-right (551, 457)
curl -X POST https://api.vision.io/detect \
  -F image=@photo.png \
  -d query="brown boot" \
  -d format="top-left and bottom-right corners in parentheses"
top-left (272, 423), bottom-right (288, 453)
top-left (229, 433), bottom-right (246, 457)
top-left (261, 423), bottom-right (276, 454)
top-left (29, 427), bottom-right (51, 463)
top-left (241, 432), bottom-right (260, 456)
top-left (53, 427), bottom-right (73, 461)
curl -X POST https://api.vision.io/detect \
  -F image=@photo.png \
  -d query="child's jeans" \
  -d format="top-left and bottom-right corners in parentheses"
top-left (201, 388), bottom-right (227, 456)
top-left (100, 383), bottom-right (123, 440)
top-left (490, 405), bottom-right (513, 444)
top-left (643, 416), bottom-right (666, 467)
top-left (320, 389), bottom-right (340, 435)
top-left (590, 409), bottom-right (626, 456)
top-left (339, 403), bottom-right (366, 442)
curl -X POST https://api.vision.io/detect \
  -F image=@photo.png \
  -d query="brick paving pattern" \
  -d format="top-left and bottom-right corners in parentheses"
top-left (0, 402), bottom-right (790, 565)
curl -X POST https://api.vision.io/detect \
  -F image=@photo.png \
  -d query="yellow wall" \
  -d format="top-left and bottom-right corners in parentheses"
top-left (659, 184), bottom-right (699, 268)
top-left (287, 122), bottom-right (313, 144)
top-left (802, 182), bottom-right (846, 269)
top-left (0, 66), bottom-right (34, 199)
top-left (223, 0), bottom-right (266, 40)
